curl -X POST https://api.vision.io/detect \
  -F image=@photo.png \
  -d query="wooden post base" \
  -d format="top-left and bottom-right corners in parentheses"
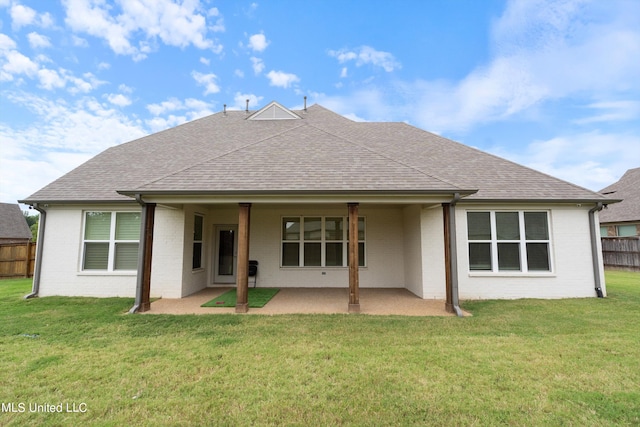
top-left (348, 303), bottom-right (360, 313)
top-left (235, 303), bottom-right (248, 314)
top-left (444, 302), bottom-right (455, 314)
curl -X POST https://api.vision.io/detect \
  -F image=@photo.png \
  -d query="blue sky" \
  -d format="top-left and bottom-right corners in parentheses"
top-left (1, 0), bottom-right (639, 207)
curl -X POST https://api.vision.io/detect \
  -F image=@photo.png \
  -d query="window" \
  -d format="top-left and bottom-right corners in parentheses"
top-left (83, 211), bottom-right (140, 271)
top-left (467, 211), bottom-right (551, 272)
top-left (281, 216), bottom-right (365, 267)
top-left (193, 214), bottom-right (204, 269)
top-left (617, 225), bottom-right (637, 237)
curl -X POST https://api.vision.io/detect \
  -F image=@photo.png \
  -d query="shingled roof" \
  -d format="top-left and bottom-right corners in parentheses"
top-left (599, 167), bottom-right (640, 223)
top-left (0, 203), bottom-right (32, 241)
top-left (21, 103), bottom-right (613, 204)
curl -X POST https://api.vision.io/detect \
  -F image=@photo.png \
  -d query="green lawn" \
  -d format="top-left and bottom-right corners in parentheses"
top-left (1, 271), bottom-right (639, 426)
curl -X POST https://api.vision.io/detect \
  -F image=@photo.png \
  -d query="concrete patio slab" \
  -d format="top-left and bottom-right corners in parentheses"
top-left (144, 287), bottom-right (466, 316)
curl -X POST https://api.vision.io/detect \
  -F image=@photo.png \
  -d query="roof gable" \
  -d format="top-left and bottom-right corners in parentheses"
top-left (247, 101), bottom-right (301, 121)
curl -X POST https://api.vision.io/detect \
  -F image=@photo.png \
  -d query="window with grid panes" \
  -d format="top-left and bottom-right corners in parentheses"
top-left (281, 216), bottom-right (365, 267)
top-left (83, 211), bottom-right (141, 271)
top-left (467, 211), bottom-right (551, 272)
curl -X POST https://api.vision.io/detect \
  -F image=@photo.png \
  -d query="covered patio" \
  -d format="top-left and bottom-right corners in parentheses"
top-left (144, 287), bottom-right (466, 316)
top-left (131, 197), bottom-right (466, 317)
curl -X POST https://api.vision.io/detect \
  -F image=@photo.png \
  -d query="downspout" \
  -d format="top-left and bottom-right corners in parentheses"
top-left (129, 194), bottom-right (148, 313)
top-left (448, 193), bottom-right (464, 317)
top-left (588, 202), bottom-right (605, 298)
top-left (24, 203), bottom-right (46, 299)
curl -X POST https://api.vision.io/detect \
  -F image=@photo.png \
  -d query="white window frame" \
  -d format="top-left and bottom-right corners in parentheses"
top-left (281, 216), bottom-right (366, 268)
top-left (467, 210), bottom-right (553, 274)
top-left (81, 211), bottom-right (140, 272)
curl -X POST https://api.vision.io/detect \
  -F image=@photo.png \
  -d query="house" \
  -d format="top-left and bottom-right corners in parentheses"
top-left (19, 101), bottom-right (619, 314)
top-left (0, 203), bottom-right (32, 244)
top-left (599, 167), bottom-right (640, 237)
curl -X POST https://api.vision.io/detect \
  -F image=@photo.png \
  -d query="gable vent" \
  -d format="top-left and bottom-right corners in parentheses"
top-left (247, 101), bottom-right (301, 120)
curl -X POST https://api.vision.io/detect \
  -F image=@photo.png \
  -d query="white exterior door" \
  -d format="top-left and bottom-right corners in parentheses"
top-left (213, 225), bottom-right (238, 283)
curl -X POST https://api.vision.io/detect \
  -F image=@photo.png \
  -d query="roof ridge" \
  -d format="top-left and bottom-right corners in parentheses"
top-left (305, 122), bottom-right (468, 191)
top-left (135, 122), bottom-right (307, 190)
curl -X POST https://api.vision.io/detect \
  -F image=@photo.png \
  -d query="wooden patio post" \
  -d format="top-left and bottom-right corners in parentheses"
top-left (348, 203), bottom-right (360, 313)
top-left (443, 203), bottom-right (454, 313)
top-left (236, 203), bottom-right (251, 313)
top-left (139, 203), bottom-right (156, 313)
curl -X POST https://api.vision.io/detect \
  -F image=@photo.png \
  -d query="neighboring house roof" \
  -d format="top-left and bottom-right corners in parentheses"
top-left (599, 167), bottom-right (640, 223)
top-left (0, 203), bottom-right (32, 240)
top-left (20, 103), bottom-right (613, 204)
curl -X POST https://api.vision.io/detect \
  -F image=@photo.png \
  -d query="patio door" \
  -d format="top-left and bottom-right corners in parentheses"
top-left (213, 225), bottom-right (238, 283)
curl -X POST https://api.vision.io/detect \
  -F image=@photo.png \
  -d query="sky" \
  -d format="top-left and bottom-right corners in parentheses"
top-left (1, 0), bottom-right (639, 209)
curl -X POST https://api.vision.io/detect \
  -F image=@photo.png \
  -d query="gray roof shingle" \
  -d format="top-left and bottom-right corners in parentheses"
top-left (21, 103), bottom-right (613, 204)
top-left (599, 167), bottom-right (640, 223)
top-left (0, 203), bottom-right (32, 240)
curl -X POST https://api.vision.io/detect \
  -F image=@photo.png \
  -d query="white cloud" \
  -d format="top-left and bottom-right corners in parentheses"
top-left (0, 40), bottom-right (106, 91)
top-left (106, 93), bottom-right (132, 107)
top-left (208, 7), bottom-right (225, 33)
top-left (0, 34), bottom-right (17, 50)
top-left (250, 56), bottom-right (264, 75)
top-left (65, 71), bottom-right (106, 94)
top-left (574, 101), bottom-right (640, 125)
top-left (63, 0), bottom-right (137, 56)
top-left (0, 92), bottom-right (148, 203)
top-left (490, 131), bottom-right (640, 191)
top-left (1, 50), bottom-right (38, 79)
top-left (184, 98), bottom-right (212, 112)
top-left (145, 96), bottom-right (214, 131)
top-left (191, 71), bottom-right (220, 95)
top-left (248, 33), bottom-right (269, 52)
top-left (321, 0), bottom-right (640, 135)
top-left (328, 45), bottom-right (401, 72)
top-left (71, 35), bottom-right (89, 47)
top-left (147, 97), bottom-right (183, 115)
top-left (234, 69), bottom-right (244, 78)
top-left (266, 70), bottom-right (300, 88)
top-left (39, 12), bottom-right (54, 28)
top-left (27, 32), bottom-right (51, 49)
top-left (233, 92), bottom-right (263, 110)
top-left (9, 4), bottom-right (54, 30)
top-left (119, 0), bottom-right (213, 49)
top-left (10, 4), bottom-right (36, 30)
top-left (62, 0), bottom-right (223, 60)
top-left (200, 56), bottom-right (210, 65)
top-left (37, 68), bottom-right (65, 89)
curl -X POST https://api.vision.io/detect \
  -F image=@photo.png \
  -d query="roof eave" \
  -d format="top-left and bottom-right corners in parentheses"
top-left (18, 198), bottom-right (138, 206)
top-left (116, 189), bottom-right (479, 197)
top-left (459, 198), bottom-right (623, 205)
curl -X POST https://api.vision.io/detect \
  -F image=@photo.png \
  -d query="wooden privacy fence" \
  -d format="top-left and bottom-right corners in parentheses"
top-left (0, 242), bottom-right (36, 279)
top-left (601, 237), bottom-right (640, 271)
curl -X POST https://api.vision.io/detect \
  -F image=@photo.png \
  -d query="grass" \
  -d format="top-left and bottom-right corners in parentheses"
top-left (0, 271), bottom-right (638, 426)
top-left (201, 288), bottom-right (280, 307)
